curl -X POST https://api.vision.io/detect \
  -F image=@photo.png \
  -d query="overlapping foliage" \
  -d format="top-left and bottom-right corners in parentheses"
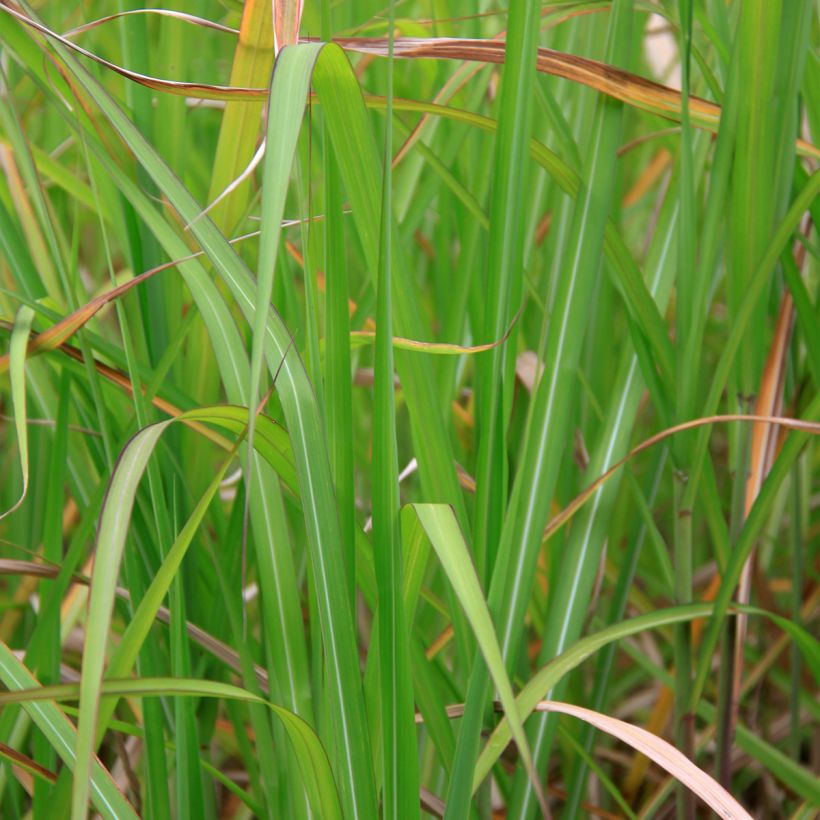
top-left (0, 1), bottom-right (817, 818)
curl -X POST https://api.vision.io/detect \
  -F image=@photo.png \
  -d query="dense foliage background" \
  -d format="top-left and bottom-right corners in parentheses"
top-left (0, 0), bottom-right (817, 817)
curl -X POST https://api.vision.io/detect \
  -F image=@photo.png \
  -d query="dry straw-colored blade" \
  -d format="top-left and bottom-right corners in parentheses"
top-left (0, 262), bottom-right (184, 372)
top-left (542, 414), bottom-right (820, 544)
top-left (350, 305), bottom-right (523, 355)
top-left (331, 36), bottom-right (820, 159)
top-left (188, 139), bottom-right (266, 229)
top-left (35, 337), bottom-right (232, 450)
top-left (0, 3), bottom-right (265, 101)
top-left (416, 697), bottom-right (753, 818)
top-left (0, 739), bottom-right (58, 785)
top-left (5, 6), bottom-right (818, 159)
top-left (528, 701), bottom-right (753, 820)
top-left (274, 0), bottom-right (304, 53)
top-left (63, 8), bottom-right (236, 38)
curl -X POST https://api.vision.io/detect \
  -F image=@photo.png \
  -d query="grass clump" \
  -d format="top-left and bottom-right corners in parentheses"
top-left (0, 1), bottom-right (817, 818)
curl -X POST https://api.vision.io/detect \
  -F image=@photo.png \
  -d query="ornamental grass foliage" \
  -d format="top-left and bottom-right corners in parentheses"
top-left (0, 1), bottom-right (818, 818)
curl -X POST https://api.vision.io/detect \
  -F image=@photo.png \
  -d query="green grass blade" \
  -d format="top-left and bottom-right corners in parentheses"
top-left (372, 6), bottom-right (420, 816)
top-left (65, 402), bottom-right (334, 818)
top-left (412, 503), bottom-right (548, 817)
top-left (28, 26), bottom-right (375, 817)
top-left (690, 392), bottom-right (820, 711)
top-left (473, 601), bottom-right (819, 787)
top-left (495, 4), bottom-right (634, 817)
top-left (0, 676), bottom-right (343, 820)
top-left (247, 43), bottom-right (318, 565)
top-left (472, 0), bottom-right (540, 581)
top-left (71, 421), bottom-right (166, 820)
top-left (681, 169), bottom-right (820, 510)
top-left (313, 48), bottom-right (470, 529)
top-left (0, 642), bottom-right (138, 820)
top-left (524, 182), bottom-right (681, 807)
top-left (251, 43), bottom-right (376, 818)
top-left (98, 421), bottom-right (242, 720)
top-left (1, 305), bottom-right (34, 520)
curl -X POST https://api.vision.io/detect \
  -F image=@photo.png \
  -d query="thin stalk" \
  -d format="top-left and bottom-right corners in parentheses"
top-left (372, 3), bottom-right (420, 816)
top-left (673, 4), bottom-right (696, 812)
top-left (320, 0), bottom-right (355, 611)
top-left (472, 0), bottom-right (541, 583)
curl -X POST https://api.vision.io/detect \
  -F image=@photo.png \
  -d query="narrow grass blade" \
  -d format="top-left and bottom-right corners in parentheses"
top-left (313, 46), bottom-right (470, 528)
top-left (473, 602), bottom-right (819, 787)
top-left (689, 393), bottom-right (820, 713)
top-left (274, 0), bottom-right (305, 52)
top-left (529, 702), bottom-right (752, 820)
top-left (0, 676), bottom-right (343, 820)
top-left (0, 642), bottom-right (138, 820)
top-left (70, 421), bottom-right (166, 820)
top-left (372, 6), bottom-right (420, 816)
top-left (0, 305), bottom-right (34, 520)
top-left (251, 43), bottom-right (376, 818)
top-left (61, 400), bottom-right (327, 817)
top-left (27, 23), bottom-right (375, 817)
top-left (412, 503), bottom-right (549, 817)
top-left (206, 0), bottom-right (273, 232)
top-left (472, 0), bottom-right (540, 581)
top-left (6, 5), bottom-right (818, 160)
